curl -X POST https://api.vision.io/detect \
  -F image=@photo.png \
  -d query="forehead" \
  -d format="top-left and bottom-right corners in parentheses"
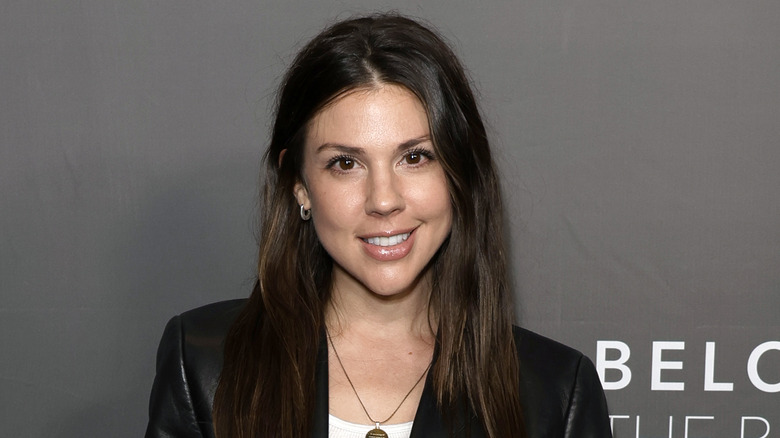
top-left (305, 85), bottom-right (430, 151)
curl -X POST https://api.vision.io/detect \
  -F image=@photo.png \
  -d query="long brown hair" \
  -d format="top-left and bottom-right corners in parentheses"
top-left (213, 13), bottom-right (523, 437)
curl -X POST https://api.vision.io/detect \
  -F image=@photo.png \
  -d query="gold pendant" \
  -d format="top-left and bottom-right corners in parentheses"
top-left (366, 427), bottom-right (388, 438)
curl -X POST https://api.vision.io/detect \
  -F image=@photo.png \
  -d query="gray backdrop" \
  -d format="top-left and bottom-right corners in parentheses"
top-left (1, 1), bottom-right (778, 437)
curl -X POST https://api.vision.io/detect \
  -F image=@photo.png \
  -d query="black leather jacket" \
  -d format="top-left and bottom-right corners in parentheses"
top-left (145, 300), bottom-right (613, 437)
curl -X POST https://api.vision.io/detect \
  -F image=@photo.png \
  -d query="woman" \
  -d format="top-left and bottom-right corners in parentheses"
top-left (146, 14), bottom-right (611, 438)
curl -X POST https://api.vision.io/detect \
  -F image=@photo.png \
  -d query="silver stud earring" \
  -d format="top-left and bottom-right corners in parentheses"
top-left (299, 204), bottom-right (311, 221)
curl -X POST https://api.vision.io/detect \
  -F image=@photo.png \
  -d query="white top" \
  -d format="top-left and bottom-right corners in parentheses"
top-left (328, 414), bottom-right (413, 438)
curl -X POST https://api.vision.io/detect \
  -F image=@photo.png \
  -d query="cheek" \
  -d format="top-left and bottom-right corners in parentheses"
top-left (408, 176), bottom-right (452, 222)
top-left (436, 199), bottom-right (454, 231)
top-left (309, 185), bottom-right (363, 228)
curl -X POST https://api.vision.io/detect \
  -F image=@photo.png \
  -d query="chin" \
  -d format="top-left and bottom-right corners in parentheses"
top-left (367, 285), bottom-right (414, 298)
top-left (360, 270), bottom-right (428, 298)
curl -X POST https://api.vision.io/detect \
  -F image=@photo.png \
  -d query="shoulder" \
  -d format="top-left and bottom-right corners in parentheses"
top-left (513, 326), bottom-right (586, 386)
top-left (146, 299), bottom-right (246, 438)
top-left (173, 299), bottom-right (247, 401)
top-left (512, 326), bottom-right (612, 437)
top-left (177, 298), bottom-right (247, 339)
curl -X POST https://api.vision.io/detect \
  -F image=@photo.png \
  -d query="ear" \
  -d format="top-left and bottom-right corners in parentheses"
top-left (293, 180), bottom-right (311, 209)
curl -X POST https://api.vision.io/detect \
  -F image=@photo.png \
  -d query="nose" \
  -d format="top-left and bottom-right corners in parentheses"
top-left (364, 168), bottom-right (405, 216)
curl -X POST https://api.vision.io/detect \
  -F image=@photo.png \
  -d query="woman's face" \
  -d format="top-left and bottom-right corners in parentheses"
top-left (295, 84), bottom-right (452, 298)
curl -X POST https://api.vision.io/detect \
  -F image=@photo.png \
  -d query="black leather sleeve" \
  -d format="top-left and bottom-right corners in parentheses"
top-left (145, 300), bottom-right (241, 438)
top-left (563, 355), bottom-right (612, 438)
top-left (145, 316), bottom-right (204, 438)
top-left (515, 327), bottom-right (612, 438)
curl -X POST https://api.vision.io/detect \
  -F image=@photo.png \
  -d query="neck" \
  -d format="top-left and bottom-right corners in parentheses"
top-left (326, 267), bottom-right (437, 342)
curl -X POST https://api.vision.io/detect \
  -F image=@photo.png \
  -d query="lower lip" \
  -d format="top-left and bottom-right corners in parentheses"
top-left (360, 230), bottom-right (415, 261)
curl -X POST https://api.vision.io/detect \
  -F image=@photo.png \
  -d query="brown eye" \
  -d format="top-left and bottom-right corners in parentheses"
top-left (338, 158), bottom-right (354, 170)
top-left (406, 153), bottom-right (421, 164)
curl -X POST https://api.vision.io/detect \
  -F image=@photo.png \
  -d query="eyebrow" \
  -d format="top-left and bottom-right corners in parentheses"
top-left (315, 135), bottom-right (432, 155)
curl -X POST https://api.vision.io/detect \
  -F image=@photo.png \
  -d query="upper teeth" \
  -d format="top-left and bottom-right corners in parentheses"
top-left (364, 232), bottom-right (410, 247)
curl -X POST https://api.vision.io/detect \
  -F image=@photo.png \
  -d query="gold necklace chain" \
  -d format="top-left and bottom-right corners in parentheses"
top-left (326, 328), bottom-right (432, 427)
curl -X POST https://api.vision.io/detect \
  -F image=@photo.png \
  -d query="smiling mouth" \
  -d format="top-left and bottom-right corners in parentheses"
top-left (361, 232), bottom-right (411, 247)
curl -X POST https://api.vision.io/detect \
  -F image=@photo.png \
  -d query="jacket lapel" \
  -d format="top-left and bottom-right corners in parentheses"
top-left (312, 331), bottom-right (330, 438)
top-left (409, 375), bottom-right (486, 438)
top-left (408, 372), bottom-right (447, 437)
